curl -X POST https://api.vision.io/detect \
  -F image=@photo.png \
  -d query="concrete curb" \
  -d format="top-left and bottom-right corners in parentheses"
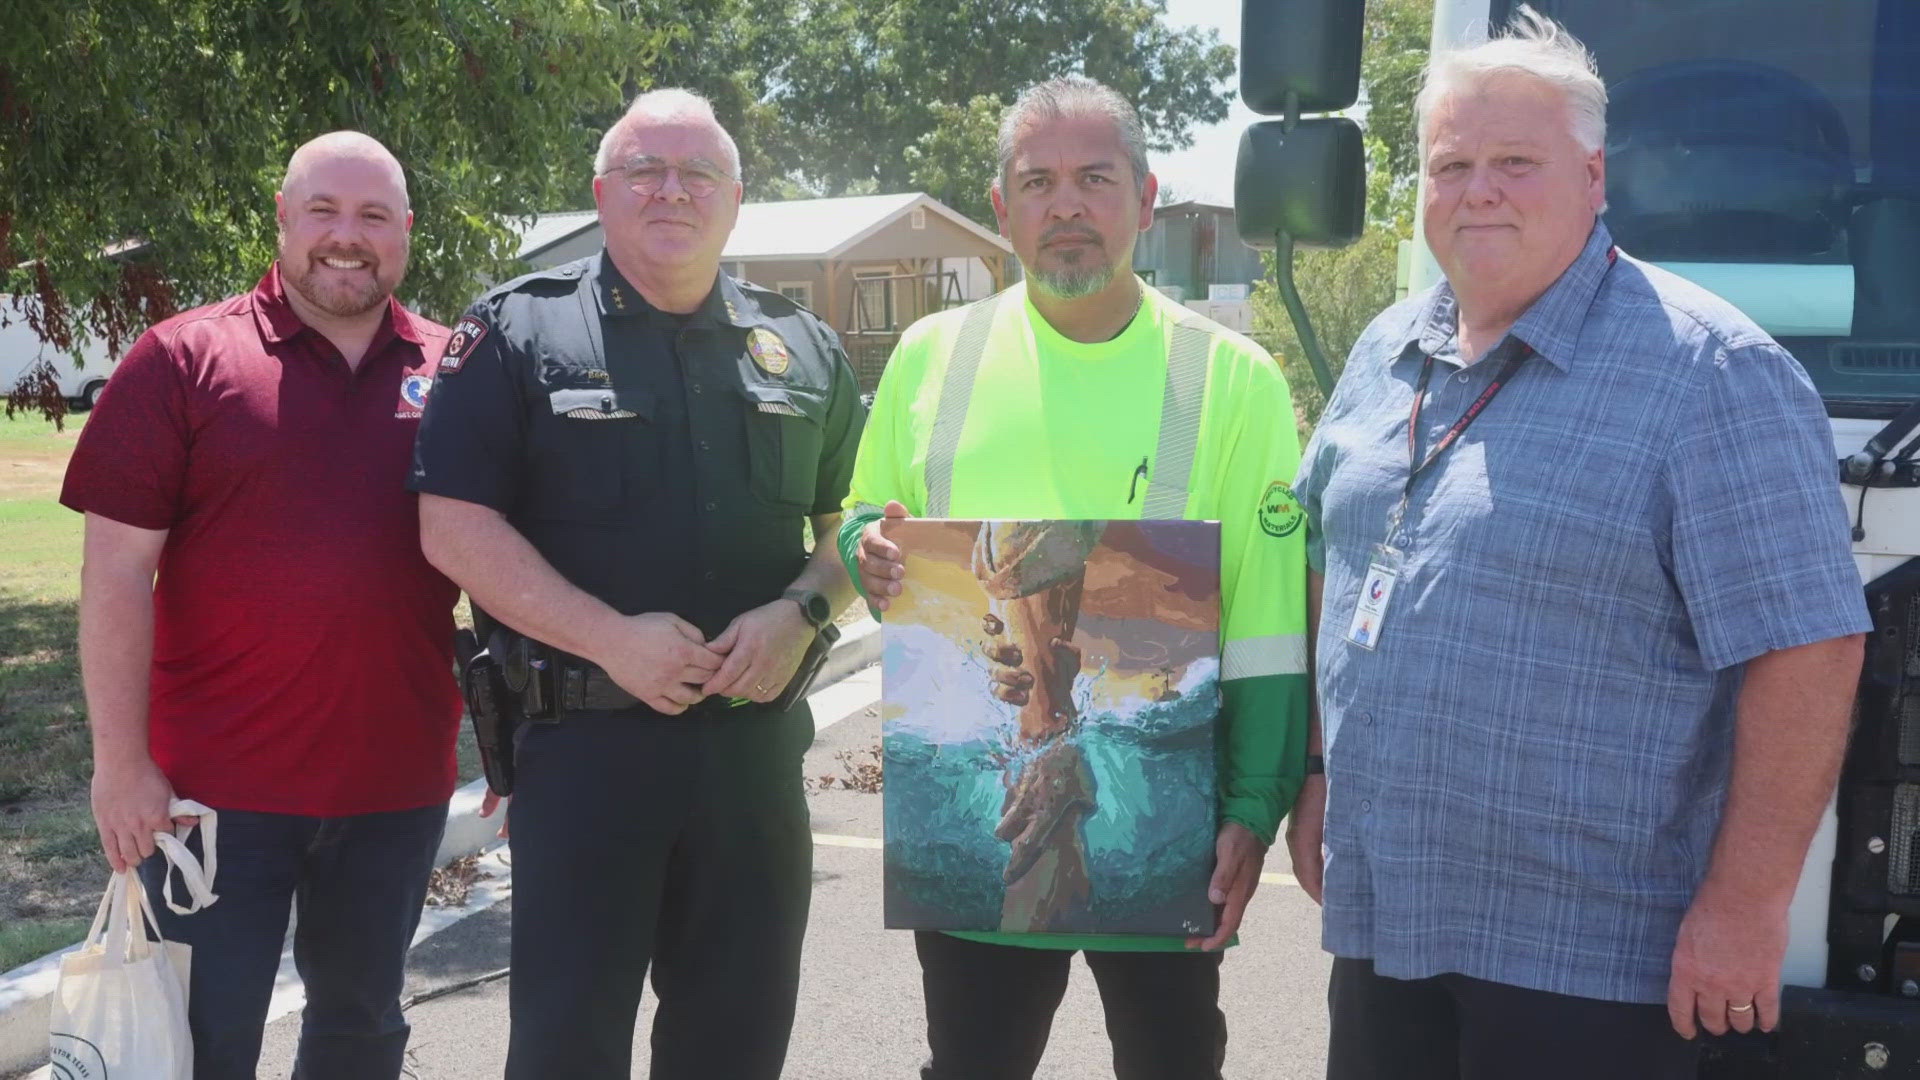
top-left (0, 618), bottom-right (881, 1077)
top-left (817, 615), bottom-right (882, 695)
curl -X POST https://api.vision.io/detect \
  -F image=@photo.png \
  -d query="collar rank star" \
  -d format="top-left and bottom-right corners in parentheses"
top-left (748, 328), bottom-right (791, 377)
top-left (395, 374), bottom-right (432, 418)
top-left (439, 316), bottom-right (487, 375)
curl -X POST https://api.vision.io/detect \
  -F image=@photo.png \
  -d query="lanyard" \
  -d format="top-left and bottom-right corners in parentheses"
top-left (1385, 344), bottom-right (1531, 540)
top-left (1380, 246), bottom-right (1615, 545)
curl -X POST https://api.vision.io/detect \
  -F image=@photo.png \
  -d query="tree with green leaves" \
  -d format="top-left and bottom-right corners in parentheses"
top-left (1360, 0), bottom-right (1434, 232)
top-left (573, 0), bottom-right (804, 207)
top-left (3, 0), bottom-right (669, 419)
top-left (759, 0), bottom-right (1236, 224)
top-left (5, 0), bottom-right (1236, 421)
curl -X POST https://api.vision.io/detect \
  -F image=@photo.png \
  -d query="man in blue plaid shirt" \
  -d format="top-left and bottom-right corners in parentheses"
top-left (1289, 8), bottom-right (1872, 1078)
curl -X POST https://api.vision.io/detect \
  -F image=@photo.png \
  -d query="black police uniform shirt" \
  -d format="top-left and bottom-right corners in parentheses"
top-left (408, 250), bottom-right (864, 642)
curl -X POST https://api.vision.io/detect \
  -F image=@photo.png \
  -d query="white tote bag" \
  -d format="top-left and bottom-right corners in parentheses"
top-left (48, 802), bottom-right (218, 1080)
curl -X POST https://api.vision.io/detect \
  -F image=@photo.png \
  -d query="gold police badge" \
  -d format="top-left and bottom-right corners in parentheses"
top-left (748, 328), bottom-right (791, 376)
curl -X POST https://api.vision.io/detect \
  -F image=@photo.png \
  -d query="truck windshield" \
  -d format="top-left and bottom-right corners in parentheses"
top-left (1507, 0), bottom-right (1920, 413)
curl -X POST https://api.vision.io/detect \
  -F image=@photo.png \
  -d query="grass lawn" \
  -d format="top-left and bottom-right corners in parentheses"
top-left (0, 410), bottom-right (98, 971)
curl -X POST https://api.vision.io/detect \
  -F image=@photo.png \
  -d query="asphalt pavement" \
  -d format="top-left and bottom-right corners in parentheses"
top-left (254, 678), bottom-right (1334, 1078)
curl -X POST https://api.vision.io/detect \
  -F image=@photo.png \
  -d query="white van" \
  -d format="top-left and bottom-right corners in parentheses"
top-left (0, 299), bottom-right (122, 409)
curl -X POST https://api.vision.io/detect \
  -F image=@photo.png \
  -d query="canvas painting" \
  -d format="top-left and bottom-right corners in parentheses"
top-left (881, 519), bottom-right (1222, 936)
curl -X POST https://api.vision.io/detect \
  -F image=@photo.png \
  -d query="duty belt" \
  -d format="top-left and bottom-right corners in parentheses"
top-left (496, 618), bottom-right (839, 720)
top-left (500, 636), bottom-right (737, 720)
top-left (503, 634), bottom-right (764, 718)
top-left (553, 661), bottom-right (739, 715)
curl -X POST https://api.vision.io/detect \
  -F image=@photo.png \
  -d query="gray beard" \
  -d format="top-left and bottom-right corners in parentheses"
top-left (1028, 261), bottom-right (1116, 301)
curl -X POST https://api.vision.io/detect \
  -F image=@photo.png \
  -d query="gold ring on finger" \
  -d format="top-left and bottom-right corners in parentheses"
top-left (1728, 1002), bottom-right (1754, 1013)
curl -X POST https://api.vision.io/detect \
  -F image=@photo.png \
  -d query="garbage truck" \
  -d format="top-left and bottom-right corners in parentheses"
top-left (1237, 0), bottom-right (1920, 1073)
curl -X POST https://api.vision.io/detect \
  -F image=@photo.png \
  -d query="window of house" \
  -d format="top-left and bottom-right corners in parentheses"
top-left (854, 270), bottom-right (897, 332)
top-left (777, 281), bottom-right (814, 309)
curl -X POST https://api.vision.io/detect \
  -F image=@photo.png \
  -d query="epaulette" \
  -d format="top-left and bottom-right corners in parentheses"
top-left (735, 278), bottom-right (822, 323)
top-left (480, 257), bottom-right (592, 302)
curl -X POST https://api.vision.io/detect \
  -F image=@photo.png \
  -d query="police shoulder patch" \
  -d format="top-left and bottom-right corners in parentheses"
top-left (1258, 480), bottom-right (1304, 538)
top-left (747, 327), bottom-right (791, 376)
top-left (439, 315), bottom-right (488, 375)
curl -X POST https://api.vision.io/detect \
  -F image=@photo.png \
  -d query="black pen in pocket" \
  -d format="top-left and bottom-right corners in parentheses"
top-left (1128, 457), bottom-right (1149, 503)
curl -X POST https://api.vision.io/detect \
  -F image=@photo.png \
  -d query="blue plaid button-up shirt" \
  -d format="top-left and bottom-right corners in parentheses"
top-left (1295, 221), bottom-right (1871, 1004)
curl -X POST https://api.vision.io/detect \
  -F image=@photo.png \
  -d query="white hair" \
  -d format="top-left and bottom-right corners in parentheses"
top-left (593, 88), bottom-right (741, 179)
top-left (1415, 4), bottom-right (1607, 153)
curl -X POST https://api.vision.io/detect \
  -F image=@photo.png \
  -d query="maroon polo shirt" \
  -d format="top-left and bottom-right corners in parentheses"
top-left (60, 265), bottom-right (462, 816)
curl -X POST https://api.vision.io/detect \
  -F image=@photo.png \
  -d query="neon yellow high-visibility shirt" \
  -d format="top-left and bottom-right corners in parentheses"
top-left (838, 279), bottom-right (1311, 953)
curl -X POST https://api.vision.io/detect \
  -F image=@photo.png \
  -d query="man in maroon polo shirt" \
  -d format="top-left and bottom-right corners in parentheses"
top-left (60, 131), bottom-right (459, 1080)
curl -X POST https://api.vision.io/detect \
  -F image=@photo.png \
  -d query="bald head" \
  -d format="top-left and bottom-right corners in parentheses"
top-left (275, 131), bottom-right (413, 324)
top-left (281, 131), bottom-right (409, 209)
top-left (595, 89), bottom-right (740, 180)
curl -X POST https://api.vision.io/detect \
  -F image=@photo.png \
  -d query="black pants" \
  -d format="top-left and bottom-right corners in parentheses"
top-left (139, 803), bottom-right (447, 1080)
top-left (1327, 957), bottom-right (1701, 1080)
top-left (504, 705), bottom-right (814, 1079)
top-left (915, 930), bottom-right (1227, 1080)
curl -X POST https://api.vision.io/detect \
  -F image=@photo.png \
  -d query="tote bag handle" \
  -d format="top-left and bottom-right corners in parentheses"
top-left (153, 799), bottom-right (218, 916)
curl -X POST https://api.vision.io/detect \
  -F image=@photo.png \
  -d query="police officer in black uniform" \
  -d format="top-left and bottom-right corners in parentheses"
top-left (410, 88), bottom-right (860, 1078)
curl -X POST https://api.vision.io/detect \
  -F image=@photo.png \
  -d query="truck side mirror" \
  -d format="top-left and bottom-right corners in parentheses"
top-left (1233, 117), bottom-right (1367, 395)
top-left (1236, 0), bottom-right (1370, 396)
top-left (1241, 0), bottom-right (1365, 115)
top-left (1234, 118), bottom-right (1367, 249)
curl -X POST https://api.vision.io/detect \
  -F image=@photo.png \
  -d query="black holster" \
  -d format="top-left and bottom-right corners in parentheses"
top-left (454, 624), bottom-right (520, 797)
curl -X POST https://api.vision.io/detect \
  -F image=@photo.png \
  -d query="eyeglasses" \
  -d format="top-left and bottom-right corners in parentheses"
top-left (601, 161), bottom-right (735, 199)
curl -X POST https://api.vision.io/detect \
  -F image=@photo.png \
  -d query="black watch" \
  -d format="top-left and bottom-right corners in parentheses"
top-left (1305, 754), bottom-right (1325, 776)
top-left (784, 588), bottom-right (831, 630)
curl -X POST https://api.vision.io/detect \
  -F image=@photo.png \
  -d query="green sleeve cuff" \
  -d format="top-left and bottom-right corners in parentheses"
top-left (837, 508), bottom-right (885, 620)
top-left (1218, 672), bottom-right (1311, 845)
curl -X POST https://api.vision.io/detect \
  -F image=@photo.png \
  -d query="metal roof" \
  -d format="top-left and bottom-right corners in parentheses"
top-left (728, 192), bottom-right (920, 259)
top-left (512, 210), bottom-right (599, 260)
top-left (1154, 200), bottom-right (1237, 217)
top-left (514, 193), bottom-right (1009, 262)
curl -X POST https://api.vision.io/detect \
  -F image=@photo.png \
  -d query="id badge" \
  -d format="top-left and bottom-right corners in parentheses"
top-left (1346, 545), bottom-right (1403, 651)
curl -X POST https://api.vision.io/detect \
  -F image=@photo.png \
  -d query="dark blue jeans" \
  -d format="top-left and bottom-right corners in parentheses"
top-left (139, 803), bottom-right (447, 1080)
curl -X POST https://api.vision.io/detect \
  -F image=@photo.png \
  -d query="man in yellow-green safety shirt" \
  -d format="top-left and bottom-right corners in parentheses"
top-left (837, 75), bottom-right (1312, 1080)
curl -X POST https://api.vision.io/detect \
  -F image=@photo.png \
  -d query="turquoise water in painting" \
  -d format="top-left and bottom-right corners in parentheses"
top-left (882, 625), bottom-right (1219, 934)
